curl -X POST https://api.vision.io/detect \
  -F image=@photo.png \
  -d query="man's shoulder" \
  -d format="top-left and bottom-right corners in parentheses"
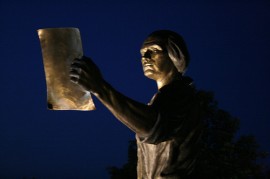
top-left (151, 76), bottom-right (196, 111)
top-left (159, 76), bottom-right (195, 96)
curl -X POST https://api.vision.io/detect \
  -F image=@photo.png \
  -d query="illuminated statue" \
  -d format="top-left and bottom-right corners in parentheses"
top-left (70, 30), bottom-right (203, 178)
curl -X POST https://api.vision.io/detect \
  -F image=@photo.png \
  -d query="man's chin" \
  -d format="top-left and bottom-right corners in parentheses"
top-left (144, 71), bottom-right (157, 80)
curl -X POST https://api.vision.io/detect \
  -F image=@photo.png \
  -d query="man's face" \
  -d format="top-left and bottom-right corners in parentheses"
top-left (140, 36), bottom-right (176, 81)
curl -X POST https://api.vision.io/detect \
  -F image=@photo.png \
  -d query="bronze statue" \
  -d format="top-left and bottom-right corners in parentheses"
top-left (70, 30), bottom-right (203, 178)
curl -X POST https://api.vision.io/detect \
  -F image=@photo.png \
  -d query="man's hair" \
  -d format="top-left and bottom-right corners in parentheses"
top-left (148, 30), bottom-right (190, 73)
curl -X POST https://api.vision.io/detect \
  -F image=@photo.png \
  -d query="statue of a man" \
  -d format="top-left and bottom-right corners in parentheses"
top-left (70, 30), bottom-right (203, 178)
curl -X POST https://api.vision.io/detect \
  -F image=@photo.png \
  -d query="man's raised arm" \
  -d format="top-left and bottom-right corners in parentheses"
top-left (70, 56), bottom-right (157, 136)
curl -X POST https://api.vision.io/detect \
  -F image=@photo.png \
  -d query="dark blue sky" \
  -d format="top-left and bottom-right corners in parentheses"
top-left (1, 0), bottom-right (270, 178)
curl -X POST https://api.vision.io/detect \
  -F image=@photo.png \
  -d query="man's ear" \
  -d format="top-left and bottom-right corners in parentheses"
top-left (167, 38), bottom-right (187, 73)
top-left (178, 58), bottom-right (186, 73)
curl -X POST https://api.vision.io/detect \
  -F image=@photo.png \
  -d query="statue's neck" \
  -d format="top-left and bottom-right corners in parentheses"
top-left (156, 71), bottom-right (179, 90)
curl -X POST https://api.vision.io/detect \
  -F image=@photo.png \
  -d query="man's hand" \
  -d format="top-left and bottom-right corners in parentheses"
top-left (70, 56), bottom-right (103, 94)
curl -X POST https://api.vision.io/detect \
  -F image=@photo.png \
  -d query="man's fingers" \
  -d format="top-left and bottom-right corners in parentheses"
top-left (71, 58), bottom-right (89, 72)
top-left (72, 56), bottom-right (98, 71)
top-left (71, 61), bottom-right (83, 68)
top-left (70, 68), bottom-right (81, 84)
top-left (69, 72), bottom-right (80, 78)
top-left (70, 66), bottom-right (82, 74)
top-left (70, 76), bottom-right (79, 84)
top-left (79, 56), bottom-right (97, 68)
top-left (70, 56), bottom-right (101, 92)
top-left (73, 56), bottom-right (91, 64)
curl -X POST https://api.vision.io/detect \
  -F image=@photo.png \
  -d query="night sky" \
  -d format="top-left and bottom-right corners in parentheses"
top-left (1, 0), bottom-right (270, 178)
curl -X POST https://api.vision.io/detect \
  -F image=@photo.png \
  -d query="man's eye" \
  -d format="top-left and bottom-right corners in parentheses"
top-left (152, 49), bottom-right (159, 53)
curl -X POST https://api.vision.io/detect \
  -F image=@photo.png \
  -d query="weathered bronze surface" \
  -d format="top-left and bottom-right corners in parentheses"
top-left (38, 28), bottom-right (95, 110)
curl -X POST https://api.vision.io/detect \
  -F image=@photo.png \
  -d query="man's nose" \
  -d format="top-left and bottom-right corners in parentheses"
top-left (142, 50), bottom-right (151, 59)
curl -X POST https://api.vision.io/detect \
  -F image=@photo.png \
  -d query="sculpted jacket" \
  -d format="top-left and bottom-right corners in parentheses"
top-left (136, 76), bottom-right (204, 179)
